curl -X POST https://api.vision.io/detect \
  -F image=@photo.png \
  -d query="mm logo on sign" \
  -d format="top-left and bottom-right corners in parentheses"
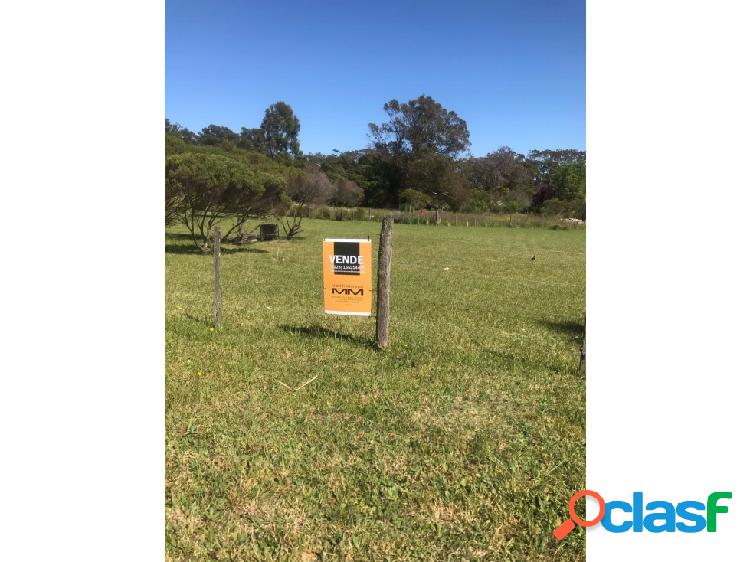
top-left (332, 288), bottom-right (364, 295)
top-left (323, 238), bottom-right (372, 316)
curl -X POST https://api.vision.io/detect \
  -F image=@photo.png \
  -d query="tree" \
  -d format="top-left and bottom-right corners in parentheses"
top-left (198, 124), bottom-right (240, 146)
top-left (399, 188), bottom-right (431, 210)
top-left (404, 154), bottom-right (471, 210)
top-left (165, 174), bottom-right (183, 227)
top-left (258, 102), bottom-right (301, 158)
top-left (331, 179), bottom-right (364, 207)
top-left (527, 148), bottom-right (586, 168)
top-left (527, 149), bottom-right (586, 212)
top-left (539, 162), bottom-right (586, 218)
top-left (328, 150), bottom-right (404, 208)
top-left (287, 168), bottom-right (334, 205)
top-left (239, 127), bottom-right (266, 151)
top-left (460, 147), bottom-right (534, 212)
top-left (550, 162), bottom-right (586, 201)
top-left (165, 152), bottom-right (289, 249)
top-left (281, 168), bottom-right (334, 240)
top-left (368, 95), bottom-right (470, 157)
top-left (165, 119), bottom-right (197, 143)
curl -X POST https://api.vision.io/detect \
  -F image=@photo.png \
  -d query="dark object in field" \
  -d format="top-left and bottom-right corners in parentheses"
top-left (236, 233), bottom-right (258, 244)
top-left (232, 227), bottom-right (258, 244)
top-left (231, 225), bottom-right (258, 246)
top-left (259, 223), bottom-right (279, 241)
top-left (531, 255), bottom-right (536, 261)
top-left (376, 216), bottom-right (394, 350)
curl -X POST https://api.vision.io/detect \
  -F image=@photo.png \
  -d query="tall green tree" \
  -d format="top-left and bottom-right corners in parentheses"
top-left (368, 95), bottom-right (470, 157)
top-left (258, 102), bottom-right (301, 158)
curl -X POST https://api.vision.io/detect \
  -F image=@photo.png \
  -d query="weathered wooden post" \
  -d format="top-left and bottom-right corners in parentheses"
top-left (376, 216), bottom-right (393, 349)
top-left (213, 227), bottom-right (222, 329)
top-left (578, 337), bottom-right (586, 375)
top-left (578, 320), bottom-right (586, 375)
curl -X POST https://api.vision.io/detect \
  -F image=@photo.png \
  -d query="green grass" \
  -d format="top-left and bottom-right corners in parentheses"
top-left (166, 218), bottom-right (585, 561)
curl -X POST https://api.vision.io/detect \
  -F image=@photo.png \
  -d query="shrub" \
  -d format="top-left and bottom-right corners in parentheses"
top-left (399, 188), bottom-right (431, 210)
top-left (165, 152), bottom-right (290, 249)
top-left (287, 168), bottom-right (334, 205)
top-left (540, 197), bottom-right (585, 219)
top-left (331, 179), bottom-right (365, 207)
top-left (280, 204), bottom-right (304, 239)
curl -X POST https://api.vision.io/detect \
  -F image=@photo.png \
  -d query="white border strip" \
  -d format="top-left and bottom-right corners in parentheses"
top-left (323, 238), bottom-right (371, 243)
top-left (324, 310), bottom-right (372, 316)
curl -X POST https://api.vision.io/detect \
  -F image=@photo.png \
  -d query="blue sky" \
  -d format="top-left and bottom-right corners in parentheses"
top-left (166, 0), bottom-right (585, 156)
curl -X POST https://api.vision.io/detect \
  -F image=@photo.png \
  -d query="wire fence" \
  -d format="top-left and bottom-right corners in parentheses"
top-left (297, 205), bottom-right (585, 230)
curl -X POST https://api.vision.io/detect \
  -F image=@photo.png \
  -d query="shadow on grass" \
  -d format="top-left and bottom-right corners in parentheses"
top-left (280, 324), bottom-right (377, 349)
top-left (538, 319), bottom-right (585, 342)
top-left (165, 243), bottom-right (269, 255)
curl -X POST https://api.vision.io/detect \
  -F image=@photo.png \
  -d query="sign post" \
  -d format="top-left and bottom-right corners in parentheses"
top-left (322, 238), bottom-right (373, 316)
top-left (376, 216), bottom-right (393, 349)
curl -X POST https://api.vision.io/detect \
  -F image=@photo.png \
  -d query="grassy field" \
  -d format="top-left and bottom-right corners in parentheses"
top-left (166, 218), bottom-right (586, 561)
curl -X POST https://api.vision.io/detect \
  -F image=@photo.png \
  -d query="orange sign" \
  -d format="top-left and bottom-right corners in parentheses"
top-left (322, 238), bottom-right (372, 316)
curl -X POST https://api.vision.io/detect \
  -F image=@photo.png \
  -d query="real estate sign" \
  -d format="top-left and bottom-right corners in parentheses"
top-left (322, 238), bottom-right (372, 316)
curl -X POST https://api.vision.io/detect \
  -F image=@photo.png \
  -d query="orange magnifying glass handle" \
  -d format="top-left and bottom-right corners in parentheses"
top-left (553, 519), bottom-right (576, 541)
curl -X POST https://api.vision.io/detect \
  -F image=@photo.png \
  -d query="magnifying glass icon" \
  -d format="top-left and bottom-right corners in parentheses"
top-left (553, 489), bottom-right (606, 541)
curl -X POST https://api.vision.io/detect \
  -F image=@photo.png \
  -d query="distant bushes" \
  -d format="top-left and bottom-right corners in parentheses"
top-left (166, 95), bottom-right (585, 225)
top-left (541, 198), bottom-right (586, 220)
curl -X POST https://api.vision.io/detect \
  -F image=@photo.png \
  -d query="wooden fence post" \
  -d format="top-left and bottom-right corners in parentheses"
top-left (578, 336), bottom-right (586, 375)
top-left (213, 227), bottom-right (222, 329)
top-left (578, 320), bottom-right (586, 375)
top-left (376, 216), bottom-right (393, 349)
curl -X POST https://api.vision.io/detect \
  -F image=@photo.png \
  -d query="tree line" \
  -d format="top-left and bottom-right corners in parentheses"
top-left (166, 96), bottom-right (585, 246)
